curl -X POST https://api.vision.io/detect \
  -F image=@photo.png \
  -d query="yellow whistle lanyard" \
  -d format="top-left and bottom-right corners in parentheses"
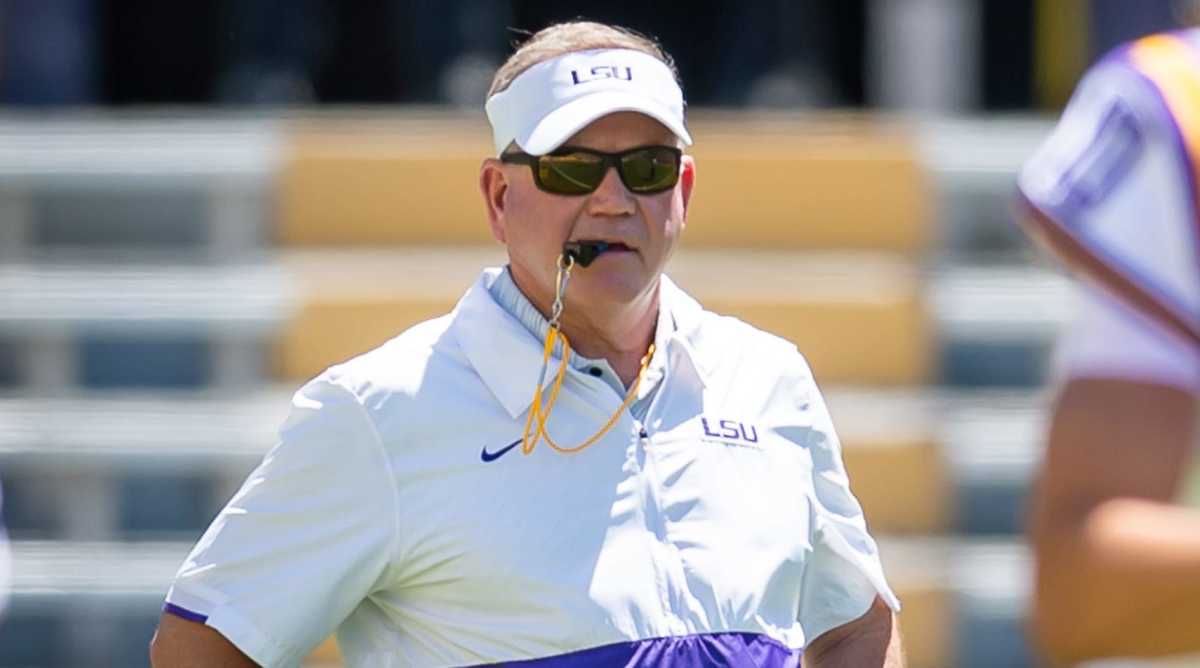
top-left (520, 253), bottom-right (655, 456)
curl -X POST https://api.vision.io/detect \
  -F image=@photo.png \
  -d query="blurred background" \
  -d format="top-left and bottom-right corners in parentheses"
top-left (0, 0), bottom-right (1195, 666)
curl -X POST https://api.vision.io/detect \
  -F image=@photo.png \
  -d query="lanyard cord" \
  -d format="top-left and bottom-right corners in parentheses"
top-left (520, 254), bottom-right (656, 456)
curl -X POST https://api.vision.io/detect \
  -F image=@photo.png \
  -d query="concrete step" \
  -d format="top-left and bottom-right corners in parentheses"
top-left (930, 264), bottom-right (1073, 387)
top-left (0, 261), bottom-right (296, 391)
top-left (0, 117), bottom-right (278, 261)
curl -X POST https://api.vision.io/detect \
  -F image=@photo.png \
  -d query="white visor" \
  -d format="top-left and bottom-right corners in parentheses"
top-left (485, 48), bottom-right (692, 156)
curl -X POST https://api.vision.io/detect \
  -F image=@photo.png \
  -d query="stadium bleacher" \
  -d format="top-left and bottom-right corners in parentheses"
top-left (0, 112), bottom-right (1055, 667)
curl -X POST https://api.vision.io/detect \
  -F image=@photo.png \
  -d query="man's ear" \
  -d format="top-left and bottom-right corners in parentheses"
top-left (679, 154), bottom-right (696, 226)
top-left (480, 158), bottom-right (508, 244)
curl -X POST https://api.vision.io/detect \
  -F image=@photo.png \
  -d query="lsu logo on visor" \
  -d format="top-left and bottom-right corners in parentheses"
top-left (571, 66), bottom-right (633, 85)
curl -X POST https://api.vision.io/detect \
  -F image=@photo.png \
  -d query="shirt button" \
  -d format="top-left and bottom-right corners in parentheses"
top-left (587, 367), bottom-right (603, 377)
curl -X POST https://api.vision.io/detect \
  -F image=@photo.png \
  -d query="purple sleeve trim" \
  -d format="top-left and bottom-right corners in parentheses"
top-left (163, 602), bottom-right (209, 624)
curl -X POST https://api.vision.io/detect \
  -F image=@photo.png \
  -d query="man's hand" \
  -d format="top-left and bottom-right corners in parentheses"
top-left (149, 612), bottom-right (259, 668)
top-left (802, 596), bottom-right (903, 667)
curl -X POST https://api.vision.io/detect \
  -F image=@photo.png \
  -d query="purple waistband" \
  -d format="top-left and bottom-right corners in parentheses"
top-left (471, 632), bottom-right (801, 668)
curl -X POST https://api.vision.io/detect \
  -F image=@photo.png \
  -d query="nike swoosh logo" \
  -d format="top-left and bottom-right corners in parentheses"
top-left (481, 438), bottom-right (522, 463)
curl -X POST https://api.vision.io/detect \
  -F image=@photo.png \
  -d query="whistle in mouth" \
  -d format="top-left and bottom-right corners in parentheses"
top-left (562, 241), bottom-right (610, 268)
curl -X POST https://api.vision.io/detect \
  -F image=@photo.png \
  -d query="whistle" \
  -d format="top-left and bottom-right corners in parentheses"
top-left (562, 241), bottom-right (610, 268)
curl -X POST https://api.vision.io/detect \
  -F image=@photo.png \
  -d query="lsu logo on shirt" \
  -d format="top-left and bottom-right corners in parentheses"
top-left (700, 417), bottom-right (760, 447)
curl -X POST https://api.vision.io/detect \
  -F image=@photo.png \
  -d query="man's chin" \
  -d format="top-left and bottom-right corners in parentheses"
top-left (570, 269), bottom-right (655, 307)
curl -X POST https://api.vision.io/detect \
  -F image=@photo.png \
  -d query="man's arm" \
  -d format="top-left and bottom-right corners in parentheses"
top-left (802, 595), bottom-right (903, 667)
top-left (149, 612), bottom-right (258, 668)
top-left (1028, 377), bottom-right (1200, 664)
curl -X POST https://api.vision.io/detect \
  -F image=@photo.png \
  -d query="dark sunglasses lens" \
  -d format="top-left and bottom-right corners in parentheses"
top-left (620, 148), bottom-right (680, 193)
top-left (538, 153), bottom-right (606, 194)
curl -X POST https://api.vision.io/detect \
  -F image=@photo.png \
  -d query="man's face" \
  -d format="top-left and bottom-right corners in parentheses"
top-left (482, 111), bottom-right (696, 314)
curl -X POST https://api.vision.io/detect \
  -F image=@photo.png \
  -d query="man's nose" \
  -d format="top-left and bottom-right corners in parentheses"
top-left (585, 166), bottom-right (636, 216)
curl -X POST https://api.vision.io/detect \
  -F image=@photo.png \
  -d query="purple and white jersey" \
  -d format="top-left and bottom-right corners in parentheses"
top-left (1017, 29), bottom-right (1200, 388)
top-left (163, 268), bottom-right (898, 667)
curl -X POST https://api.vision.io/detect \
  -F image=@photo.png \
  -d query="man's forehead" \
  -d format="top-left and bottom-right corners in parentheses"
top-left (563, 111), bottom-right (678, 150)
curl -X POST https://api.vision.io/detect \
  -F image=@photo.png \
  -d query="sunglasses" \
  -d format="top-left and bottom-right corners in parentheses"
top-left (500, 145), bottom-right (683, 195)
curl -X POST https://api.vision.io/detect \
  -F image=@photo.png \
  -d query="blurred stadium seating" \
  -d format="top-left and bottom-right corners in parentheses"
top-left (0, 111), bottom-right (1060, 667)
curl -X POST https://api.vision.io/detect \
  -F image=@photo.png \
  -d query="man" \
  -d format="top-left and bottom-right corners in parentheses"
top-left (1016, 28), bottom-right (1200, 664)
top-left (150, 21), bottom-right (903, 667)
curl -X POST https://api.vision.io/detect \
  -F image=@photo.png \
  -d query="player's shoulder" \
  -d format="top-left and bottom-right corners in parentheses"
top-left (1017, 30), bottom-right (1195, 218)
top-left (1045, 28), bottom-right (1199, 140)
top-left (1080, 30), bottom-right (1199, 96)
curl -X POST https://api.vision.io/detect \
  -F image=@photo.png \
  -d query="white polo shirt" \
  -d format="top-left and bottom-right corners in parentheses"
top-left (164, 268), bottom-right (898, 667)
top-left (1017, 29), bottom-right (1200, 391)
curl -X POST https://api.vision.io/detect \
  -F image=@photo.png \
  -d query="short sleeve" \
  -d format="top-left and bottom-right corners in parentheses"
top-left (164, 377), bottom-right (398, 667)
top-left (1016, 51), bottom-right (1200, 345)
top-left (1056, 283), bottom-right (1200, 392)
top-left (793, 359), bottom-right (900, 643)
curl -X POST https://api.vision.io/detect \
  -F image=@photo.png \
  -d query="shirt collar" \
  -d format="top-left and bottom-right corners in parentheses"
top-left (452, 267), bottom-right (708, 419)
top-left (488, 267), bottom-right (600, 374)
